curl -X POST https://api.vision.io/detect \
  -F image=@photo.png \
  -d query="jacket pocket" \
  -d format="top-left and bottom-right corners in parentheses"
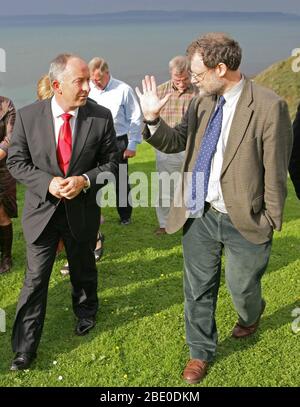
top-left (252, 195), bottom-right (264, 214)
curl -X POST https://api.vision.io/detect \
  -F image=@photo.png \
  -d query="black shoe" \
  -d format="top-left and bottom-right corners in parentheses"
top-left (120, 218), bottom-right (131, 226)
top-left (94, 233), bottom-right (105, 262)
top-left (75, 317), bottom-right (96, 336)
top-left (10, 352), bottom-right (36, 371)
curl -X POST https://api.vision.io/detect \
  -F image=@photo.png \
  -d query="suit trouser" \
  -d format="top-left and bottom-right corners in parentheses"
top-left (182, 205), bottom-right (272, 362)
top-left (155, 150), bottom-right (184, 228)
top-left (115, 135), bottom-right (132, 221)
top-left (11, 203), bottom-right (98, 353)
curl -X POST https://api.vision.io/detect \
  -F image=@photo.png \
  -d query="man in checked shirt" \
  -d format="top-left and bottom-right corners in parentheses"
top-left (154, 56), bottom-right (197, 235)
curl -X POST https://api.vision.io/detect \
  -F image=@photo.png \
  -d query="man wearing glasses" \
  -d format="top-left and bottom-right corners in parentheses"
top-left (136, 32), bottom-right (293, 383)
top-left (154, 55), bottom-right (196, 236)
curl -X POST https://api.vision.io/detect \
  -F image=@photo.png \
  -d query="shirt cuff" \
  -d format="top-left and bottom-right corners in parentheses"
top-left (148, 121), bottom-right (161, 135)
top-left (82, 174), bottom-right (90, 192)
top-left (127, 140), bottom-right (138, 151)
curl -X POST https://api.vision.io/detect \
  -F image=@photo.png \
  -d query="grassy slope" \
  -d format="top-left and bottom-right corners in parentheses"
top-left (0, 142), bottom-right (299, 387)
top-left (1, 56), bottom-right (300, 387)
top-left (255, 56), bottom-right (300, 119)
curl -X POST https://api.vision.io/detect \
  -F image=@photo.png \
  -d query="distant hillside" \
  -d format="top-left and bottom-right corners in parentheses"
top-left (255, 56), bottom-right (300, 119)
top-left (0, 10), bottom-right (299, 26)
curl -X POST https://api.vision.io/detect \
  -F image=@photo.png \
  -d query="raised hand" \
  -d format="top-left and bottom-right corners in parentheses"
top-left (135, 75), bottom-right (171, 121)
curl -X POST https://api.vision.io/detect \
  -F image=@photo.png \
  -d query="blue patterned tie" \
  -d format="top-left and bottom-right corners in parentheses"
top-left (188, 96), bottom-right (226, 215)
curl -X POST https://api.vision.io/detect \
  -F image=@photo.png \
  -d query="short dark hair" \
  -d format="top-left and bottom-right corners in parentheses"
top-left (186, 32), bottom-right (242, 71)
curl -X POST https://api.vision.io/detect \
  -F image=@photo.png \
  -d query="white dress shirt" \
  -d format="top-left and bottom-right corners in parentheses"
top-left (51, 96), bottom-right (90, 188)
top-left (51, 96), bottom-right (78, 145)
top-left (89, 76), bottom-right (142, 151)
top-left (148, 78), bottom-right (245, 213)
top-left (206, 77), bottom-right (245, 213)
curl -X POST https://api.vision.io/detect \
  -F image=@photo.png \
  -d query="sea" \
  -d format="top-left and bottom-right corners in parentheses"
top-left (0, 11), bottom-right (299, 109)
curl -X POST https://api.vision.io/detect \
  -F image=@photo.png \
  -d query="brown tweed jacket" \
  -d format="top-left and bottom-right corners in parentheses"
top-left (144, 79), bottom-right (293, 244)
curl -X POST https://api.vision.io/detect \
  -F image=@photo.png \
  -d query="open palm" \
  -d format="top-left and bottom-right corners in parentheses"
top-left (135, 75), bottom-right (171, 121)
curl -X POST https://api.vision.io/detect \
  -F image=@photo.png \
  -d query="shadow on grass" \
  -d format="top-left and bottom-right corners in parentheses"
top-left (2, 231), bottom-right (298, 375)
top-left (1, 172), bottom-right (298, 378)
top-left (0, 262), bottom-right (184, 375)
top-left (216, 300), bottom-right (299, 364)
top-left (266, 235), bottom-right (300, 274)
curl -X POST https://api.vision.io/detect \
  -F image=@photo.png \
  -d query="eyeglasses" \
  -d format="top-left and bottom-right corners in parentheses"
top-left (188, 69), bottom-right (209, 81)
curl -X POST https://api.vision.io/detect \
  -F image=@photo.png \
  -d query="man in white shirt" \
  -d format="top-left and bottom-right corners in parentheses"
top-left (89, 57), bottom-right (142, 225)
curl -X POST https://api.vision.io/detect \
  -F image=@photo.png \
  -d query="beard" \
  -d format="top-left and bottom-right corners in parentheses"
top-left (198, 75), bottom-right (225, 97)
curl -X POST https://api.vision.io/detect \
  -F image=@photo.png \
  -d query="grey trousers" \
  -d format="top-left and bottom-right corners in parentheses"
top-left (182, 205), bottom-right (272, 362)
top-left (155, 150), bottom-right (184, 228)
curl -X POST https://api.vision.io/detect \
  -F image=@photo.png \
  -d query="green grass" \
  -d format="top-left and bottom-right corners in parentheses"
top-left (0, 141), bottom-right (299, 387)
top-left (255, 56), bottom-right (300, 120)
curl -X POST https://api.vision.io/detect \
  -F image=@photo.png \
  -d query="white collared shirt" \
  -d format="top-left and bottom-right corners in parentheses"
top-left (89, 76), bottom-right (142, 151)
top-left (50, 96), bottom-right (90, 188)
top-left (51, 96), bottom-right (79, 145)
top-left (206, 77), bottom-right (245, 213)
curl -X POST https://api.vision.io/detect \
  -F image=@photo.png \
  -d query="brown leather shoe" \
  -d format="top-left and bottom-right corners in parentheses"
top-left (182, 359), bottom-right (208, 384)
top-left (232, 301), bottom-right (266, 339)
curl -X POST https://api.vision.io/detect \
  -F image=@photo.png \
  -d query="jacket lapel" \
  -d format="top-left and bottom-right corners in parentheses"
top-left (67, 104), bottom-right (93, 175)
top-left (221, 79), bottom-right (254, 177)
top-left (40, 99), bottom-right (64, 176)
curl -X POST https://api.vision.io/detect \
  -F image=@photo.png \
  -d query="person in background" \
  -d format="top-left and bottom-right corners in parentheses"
top-left (154, 56), bottom-right (196, 235)
top-left (7, 54), bottom-right (120, 370)
top-left (37, 74), bottom-right (53, 100)
top-left (89, 57), bottom-right (142, 225)
top-left (289, 103), bottom-right (300, 199)
top-left (0, 96), bottom-right (17, 274)
top-left (136, 32), bottom-right (293, 384)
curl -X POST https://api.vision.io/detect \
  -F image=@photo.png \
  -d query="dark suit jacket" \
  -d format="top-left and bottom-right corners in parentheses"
top-left (144, 79), bottom-right (293, 244)
top-left (289, 103), bottom-right (300, 199)
top-left (7, 98), bottom-right (120, 243)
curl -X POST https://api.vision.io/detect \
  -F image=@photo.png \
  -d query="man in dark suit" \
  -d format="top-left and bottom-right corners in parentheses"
top-left (289, 103), bottom-right (300, 199)
top-left (136, 32), bottom-right (293, 383)
top-left (7, 54), bottom-right (120, 370)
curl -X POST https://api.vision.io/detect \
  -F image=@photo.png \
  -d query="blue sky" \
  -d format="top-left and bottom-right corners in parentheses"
top-left (0, 0), bottom-right (300, 15)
